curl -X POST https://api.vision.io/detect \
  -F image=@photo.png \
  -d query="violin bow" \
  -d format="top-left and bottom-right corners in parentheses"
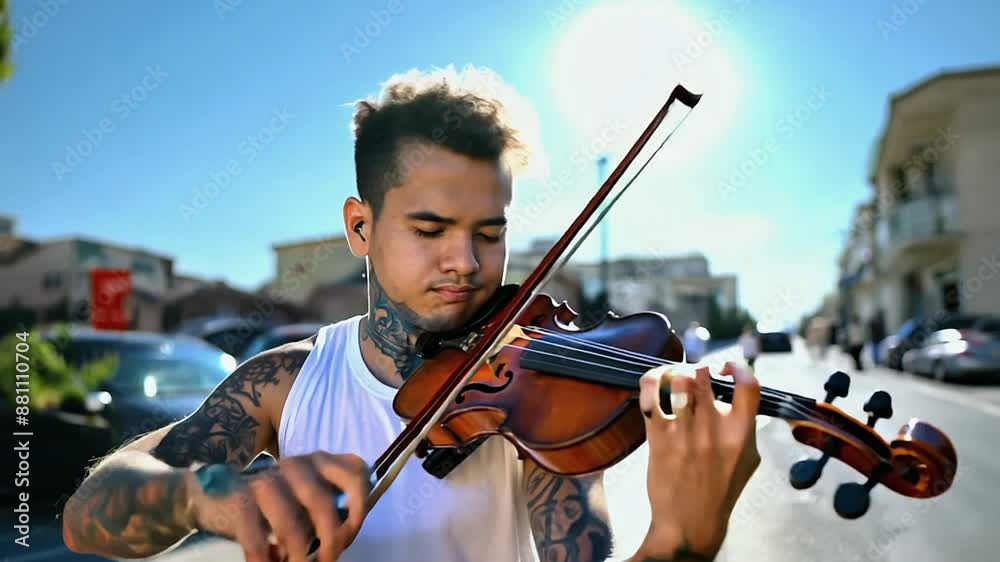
top-left (366, 85), bottom-right (704, 509)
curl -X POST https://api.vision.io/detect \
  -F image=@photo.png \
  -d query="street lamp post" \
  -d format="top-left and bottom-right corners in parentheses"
top-left (597, 155), bottom-right (610, 312)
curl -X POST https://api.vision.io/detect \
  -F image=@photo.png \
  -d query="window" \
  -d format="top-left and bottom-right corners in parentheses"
top-left (42, 271), bottom-right (63, 290)
top-left (131, 258), bottom-right (155, 277)
top-left (891, 167), bottom-right (910, 203)
top-left (979, 319), bottom-right (1000, 334)
top-left (926, 161), bottom-right (938, 195)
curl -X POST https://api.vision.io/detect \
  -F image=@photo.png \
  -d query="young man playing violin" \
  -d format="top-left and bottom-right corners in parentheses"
top-left (61, 66), bottom-right (762, 562)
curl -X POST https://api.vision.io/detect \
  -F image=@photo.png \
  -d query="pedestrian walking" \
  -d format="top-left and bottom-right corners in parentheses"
top-left (869, 312), bottom-right (886, 366)
top-left (739, 324), bottom-right (760, 369)
top-left (847, 315), bottom-right (866, 371)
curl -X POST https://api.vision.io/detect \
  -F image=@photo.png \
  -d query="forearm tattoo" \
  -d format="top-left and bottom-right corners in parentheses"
top-left (62, 465), bottom-right (193, 558)
top-left (525, 463), bottom-right (613, 562)
top-left (362, 267), bottom-right (424, 379)
top-left (63, 350), bottom-right (305, 556)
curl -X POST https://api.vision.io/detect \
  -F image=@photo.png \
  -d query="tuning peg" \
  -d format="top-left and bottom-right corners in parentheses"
top-left (833, 463), bottom-right (890, 519)
top-left (833, 482), bottom-right (871, 519)
top-left (789, 436), bottom-right (841, 490)
top-left (823, 371), bottom-right (851, 403)
top-left (863, 391), bottom-right (893, 428)
top-left (790, 373), bottom-right (850, 489)
top-left (789, 455), bottom-right (830, 489)
top-left (834, 474), bottom-right (879, 519)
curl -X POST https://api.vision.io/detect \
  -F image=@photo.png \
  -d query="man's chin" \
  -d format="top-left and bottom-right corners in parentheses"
top-left (417, 306), bottom-right (480, 334)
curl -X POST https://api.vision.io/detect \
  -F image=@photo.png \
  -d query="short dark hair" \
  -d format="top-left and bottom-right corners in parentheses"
top-left (351, 66), bottom-right (532, 218)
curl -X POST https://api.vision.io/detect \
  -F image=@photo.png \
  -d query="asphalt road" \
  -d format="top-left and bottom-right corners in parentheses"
top-left (3, 338), bottom-right (997, 561)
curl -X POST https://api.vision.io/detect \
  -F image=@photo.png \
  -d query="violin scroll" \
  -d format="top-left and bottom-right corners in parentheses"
top-left (783, 372), bottom-right (957, 519)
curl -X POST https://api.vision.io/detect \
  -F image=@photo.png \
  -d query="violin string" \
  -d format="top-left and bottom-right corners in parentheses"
top-left (504, 343), bottom-right (820, 424)
top-left (522, 325), bottom-right (684, 367)
top-left (521, 327), bottom-right (818, 410)
top-left (499, 343), bottom-right (821, 423)
top-left (522, 325), bottom-right (687, 366)
top-left (521, 325), bottom-right (760, 385)
top-left (509, 338), bottom-right (820, 421)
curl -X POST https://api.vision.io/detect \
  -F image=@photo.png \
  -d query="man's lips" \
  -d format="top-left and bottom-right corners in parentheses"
top-left (432, 285), bottom-right (478, 302)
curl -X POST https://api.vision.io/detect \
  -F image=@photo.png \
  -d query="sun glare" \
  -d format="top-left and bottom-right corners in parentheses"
top-left (550, 0), bottom-right (746, 165)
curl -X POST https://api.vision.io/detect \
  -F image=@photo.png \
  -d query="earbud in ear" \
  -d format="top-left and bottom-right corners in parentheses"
top-left (354, 221), bottom-right (366, 241)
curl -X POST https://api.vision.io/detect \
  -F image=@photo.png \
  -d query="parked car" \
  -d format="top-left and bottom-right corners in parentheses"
top-left (1, 327), bottom-right (236, 501)
top-left (901, 319), bottom-right (1000, 381)
top-left (174, 315), bottom-right (275, 360)
top-left (882, 313), bottom-right (990, 370)
top-left (240, 322), bottom-right (327, 362)
top-left (759, 331), bottom-right (792, 353)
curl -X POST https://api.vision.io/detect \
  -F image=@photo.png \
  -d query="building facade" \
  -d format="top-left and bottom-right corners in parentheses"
top-left (851, 66), bottom-right (1000, 332)
top-left (838, 201), bottom-right (879, 327)
top-left (268, 235), bottom-right (365, 307)
top-left (0, 221), bottom-right (175, 332)
top-left (508, 238), bottom-right (738, 332)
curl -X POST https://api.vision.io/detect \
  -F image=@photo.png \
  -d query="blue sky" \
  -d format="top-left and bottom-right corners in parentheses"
top-left (2, 0), bottom-right (999, 326)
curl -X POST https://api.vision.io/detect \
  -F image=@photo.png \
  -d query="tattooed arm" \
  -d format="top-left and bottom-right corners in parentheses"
top-left (524, 458), bottom-right (613, 562)
top-left (61, 343), bottom-right (309, 559)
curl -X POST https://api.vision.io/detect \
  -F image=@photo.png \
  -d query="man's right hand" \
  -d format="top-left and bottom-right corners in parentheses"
top-left (184, 452), bottom-right (374, 562)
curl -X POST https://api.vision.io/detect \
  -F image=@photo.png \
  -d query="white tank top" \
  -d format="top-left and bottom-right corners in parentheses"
top-left (278, 316), bottom-right (538, 562)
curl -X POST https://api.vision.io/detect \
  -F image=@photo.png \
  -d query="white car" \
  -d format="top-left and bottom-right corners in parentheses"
top-left (901, 321), bottom-right (1000, 381)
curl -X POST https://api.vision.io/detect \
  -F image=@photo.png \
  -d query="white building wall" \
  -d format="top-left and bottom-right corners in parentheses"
top-left (954, 96), bottom-right (1000, 316)
top-left (0, 241), bottom-right (74, 309)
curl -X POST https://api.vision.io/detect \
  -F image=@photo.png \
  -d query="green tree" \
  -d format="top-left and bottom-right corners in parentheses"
top-left (0, 325), bottom-right (118, 411)
top-left (0, 0), bottom-right (13, 82)
top-left (706, 294), bottom-right (756, 340)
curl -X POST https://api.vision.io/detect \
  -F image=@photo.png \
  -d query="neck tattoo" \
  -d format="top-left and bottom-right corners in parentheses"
top-left (362, 268), bottom-right (424, 380)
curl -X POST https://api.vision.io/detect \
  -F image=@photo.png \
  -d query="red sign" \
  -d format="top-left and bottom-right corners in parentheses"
top-left (90, 268), bottom-right (132, 330)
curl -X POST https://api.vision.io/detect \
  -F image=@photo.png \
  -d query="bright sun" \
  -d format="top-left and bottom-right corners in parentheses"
top-left (549, 0), bottom-right (747, 164)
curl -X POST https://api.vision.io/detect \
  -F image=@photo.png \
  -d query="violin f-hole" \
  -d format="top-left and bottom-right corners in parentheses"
top-left (455, 361), bottom-right (515, 404)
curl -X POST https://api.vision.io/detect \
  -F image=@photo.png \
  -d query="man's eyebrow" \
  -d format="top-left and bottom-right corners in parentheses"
top-left (476, 216), bottom-right (507, 228)
top-left (405, 211), bottom-right (507, 228)
top-left (406, 211), bottom-right (457, 225)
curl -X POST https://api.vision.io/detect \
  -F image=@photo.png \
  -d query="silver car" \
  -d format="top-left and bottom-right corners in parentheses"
top-left (902, 318), bottom-right (1000, 381)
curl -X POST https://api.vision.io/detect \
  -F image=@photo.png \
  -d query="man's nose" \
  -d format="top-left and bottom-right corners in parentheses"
top-left (441, 235), bottom-right (480, 277)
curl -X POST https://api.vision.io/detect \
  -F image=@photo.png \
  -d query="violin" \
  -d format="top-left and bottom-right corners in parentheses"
top-left (398, 289), bottom-right (957, 518)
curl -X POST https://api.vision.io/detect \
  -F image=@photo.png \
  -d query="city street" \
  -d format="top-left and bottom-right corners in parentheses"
top-left (3, 338), bottom-right (998, 561)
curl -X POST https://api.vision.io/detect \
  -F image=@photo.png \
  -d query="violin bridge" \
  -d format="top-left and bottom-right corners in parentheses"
top-left (481, 325), bottom-right (527, 366)
top-left (499, 324), bottom-right (528, 345)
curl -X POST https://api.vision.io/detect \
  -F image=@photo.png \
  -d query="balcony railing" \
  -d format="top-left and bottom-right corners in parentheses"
top-left (876, 193), bottom-right (959, 260)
